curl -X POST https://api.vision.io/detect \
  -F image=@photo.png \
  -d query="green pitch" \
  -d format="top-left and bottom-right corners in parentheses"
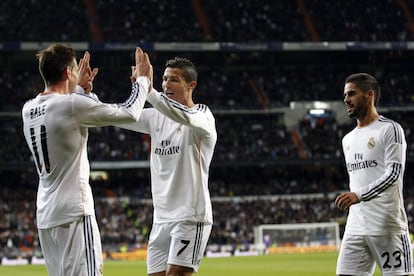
top-left (0, 252), bottom-right (381, 275)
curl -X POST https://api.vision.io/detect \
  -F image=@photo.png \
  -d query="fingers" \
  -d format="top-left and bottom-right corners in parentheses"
top-left (90, 68), bottom-right (99, 81)
top-left (130, 66), bottom-right (137, 83)
top-left (335, 192), bottom-right (358, 211)
top-left (133, 47), bottom-right (152, 84)
top-left (77, 51), bottom-right (98, 94)
top-left (78, 58), bottom-right (85, 73)
top-left (83, 51), bottom-right (90, 64)
top-left (335, 194), bottom-right (347, 211)
top-left (135, 47), bottom-right (144, 64)
top-left (143, 52), bottom-right (150, 63)
top-left (144, 53), bottom-right (153, 74)
top-left (143, 52), bottom-right (153, 90)
top-left (78, 51), bottom-right (90, 71)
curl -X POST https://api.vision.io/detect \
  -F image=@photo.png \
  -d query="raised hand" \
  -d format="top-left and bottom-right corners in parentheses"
top-left (130, 47), bottom-right (153, 92)
top-left (78, 51), bottom-right (99, 94)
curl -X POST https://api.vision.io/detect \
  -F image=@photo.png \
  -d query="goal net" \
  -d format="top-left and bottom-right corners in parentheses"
top-left (254, 222), bottom-right (340, 254)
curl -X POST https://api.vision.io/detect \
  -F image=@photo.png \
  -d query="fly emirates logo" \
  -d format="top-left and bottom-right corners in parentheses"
top-left (346, 153), bottom-right (378, 172)
top-left (154, 140), bottom-right (180, 155)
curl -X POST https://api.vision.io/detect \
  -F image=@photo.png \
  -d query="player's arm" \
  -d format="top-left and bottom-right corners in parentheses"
top-left (75, 47), bottom-right (153, 127)
top-left (146, 89), bottom-right (216, 138)
top-left (74, 77), bottom-right (149, 127)
top-left (354, 123), bottom-right (406, 202)
top-left (116, 108), bottom-right (152, 134)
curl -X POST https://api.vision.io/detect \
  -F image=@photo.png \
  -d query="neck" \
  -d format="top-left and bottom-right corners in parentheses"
top-left (41, 82), bottom-right (70, 95)
top-left (176, 98), bottom-right (195, 108)
top-left (357, 110), bottom-right (380, 127)
top-left (182, 91), bottom-right (195, 107)
top-left (186, 100), bottom-right (195, 108)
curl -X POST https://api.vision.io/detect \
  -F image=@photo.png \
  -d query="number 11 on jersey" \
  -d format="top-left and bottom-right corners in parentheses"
top-left (29, 125), bottom-right (51, 173)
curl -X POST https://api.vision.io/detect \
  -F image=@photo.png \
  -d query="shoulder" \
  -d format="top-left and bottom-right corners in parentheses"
top-left (71, 91), bottom-right (100, 103)
top-left (195, 103), bottom-right (210, 112)
top-left (377, 115), bottom-right (403, 132)
top-left (22, 97), bottom-right (36, 109)
top-left (69, 92), bottom-right (103, 111)
top-left (22, 98), bottom-right (37, 118)
top-left (378, 115), bottom-right (401, 127)
top-left (194, 104), bottom-right (216, 127)
top-left (195, 104), bottom-right (214, 116)
top-left (377, 115), bottom-right (405, 142)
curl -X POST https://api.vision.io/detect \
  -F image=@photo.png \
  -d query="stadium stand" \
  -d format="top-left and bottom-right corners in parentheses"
top-left (2, 0), bottom-right (414, 259)
top-left (0, 0), bottom-right (91, 42)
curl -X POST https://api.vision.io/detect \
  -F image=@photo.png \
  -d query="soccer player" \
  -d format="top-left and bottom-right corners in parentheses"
top-left (22, 44), bottom-right (152, 275)
top-left (335, 73), bottom-right (413, 276)
top-left (121, 57), bottom-right (217, 276)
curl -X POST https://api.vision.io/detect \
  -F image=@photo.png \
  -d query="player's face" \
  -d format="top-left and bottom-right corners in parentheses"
top-left (162, 67), bottom-right (191, 105)
top-left (343, 82), bottom-right (369, 119)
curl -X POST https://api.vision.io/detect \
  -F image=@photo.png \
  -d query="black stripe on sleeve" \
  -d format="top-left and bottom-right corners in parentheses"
top-left (121, 82), bottom-right (140, 108)
top-left (361, 163), bottom-right (401, 201)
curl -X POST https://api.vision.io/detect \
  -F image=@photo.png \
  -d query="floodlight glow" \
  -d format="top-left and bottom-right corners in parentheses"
top-left (309, 109), bottom-right (326, 115)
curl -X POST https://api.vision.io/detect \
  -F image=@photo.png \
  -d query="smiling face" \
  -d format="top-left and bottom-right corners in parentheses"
top-left (162, 67), bottom-right (196, 107)
top-left (343, 82), bottom-right (371, 119)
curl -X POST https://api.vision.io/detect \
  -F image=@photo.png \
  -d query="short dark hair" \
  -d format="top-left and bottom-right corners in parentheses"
top-left (345, 73), bottom-right (381, 106)
top-left (165, 57), bottom-right (197, 83)
top-left (36, 43), bottom-right (77, 86)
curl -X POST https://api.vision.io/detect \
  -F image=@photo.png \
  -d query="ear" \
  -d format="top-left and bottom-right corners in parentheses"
top-left (63, 66), bottom-right (71, 80)
top-left (188, 80), bottom-right (197, 90)
top-left (367, 90), bottom-right (376, 104)
top-left (368, 90), bottom-right (375, 100)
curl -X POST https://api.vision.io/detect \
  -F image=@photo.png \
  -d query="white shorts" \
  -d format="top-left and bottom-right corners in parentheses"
top-left (147, 221), bottom-right (212, 274)
top-left (336, 233), bottom-right (413, 276)
top-left (38, 215), bottom-right (103, 276)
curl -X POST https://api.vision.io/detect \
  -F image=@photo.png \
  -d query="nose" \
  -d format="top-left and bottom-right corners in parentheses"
top-left (343, 94), bottom-right (349, 103)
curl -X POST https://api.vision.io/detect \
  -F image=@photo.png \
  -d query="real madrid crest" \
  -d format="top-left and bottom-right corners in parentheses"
top-left (367, 137), bottom-right (375, 149)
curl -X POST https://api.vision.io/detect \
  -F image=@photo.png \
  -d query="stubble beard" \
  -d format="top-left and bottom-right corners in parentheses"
top-left (348, 105), bottom-right (368, 120)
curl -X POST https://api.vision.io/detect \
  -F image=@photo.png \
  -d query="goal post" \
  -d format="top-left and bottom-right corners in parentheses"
top-left (254, 222), bottom-right (341, 254)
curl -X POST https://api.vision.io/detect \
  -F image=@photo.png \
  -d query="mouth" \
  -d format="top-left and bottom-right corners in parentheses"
top-left (164, 90), bottom-right (174, 97)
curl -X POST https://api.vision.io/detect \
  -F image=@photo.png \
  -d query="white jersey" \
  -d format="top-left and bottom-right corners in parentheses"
top-left (22, 77), bottom-right (149, 229)
top-left (122, 90), bottom-right (217, 224)
top-left (342, 115), bottom-right (408, 235)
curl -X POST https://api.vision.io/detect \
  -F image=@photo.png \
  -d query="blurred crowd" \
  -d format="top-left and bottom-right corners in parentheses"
top-left (1, 0), bottom-right (413, 42)
top-left (3, 177), bottom-right (414, 257)
top-left (2, 0), bottom-right (414, 259)
top-left (3, 50), bottom-right (414, 113)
